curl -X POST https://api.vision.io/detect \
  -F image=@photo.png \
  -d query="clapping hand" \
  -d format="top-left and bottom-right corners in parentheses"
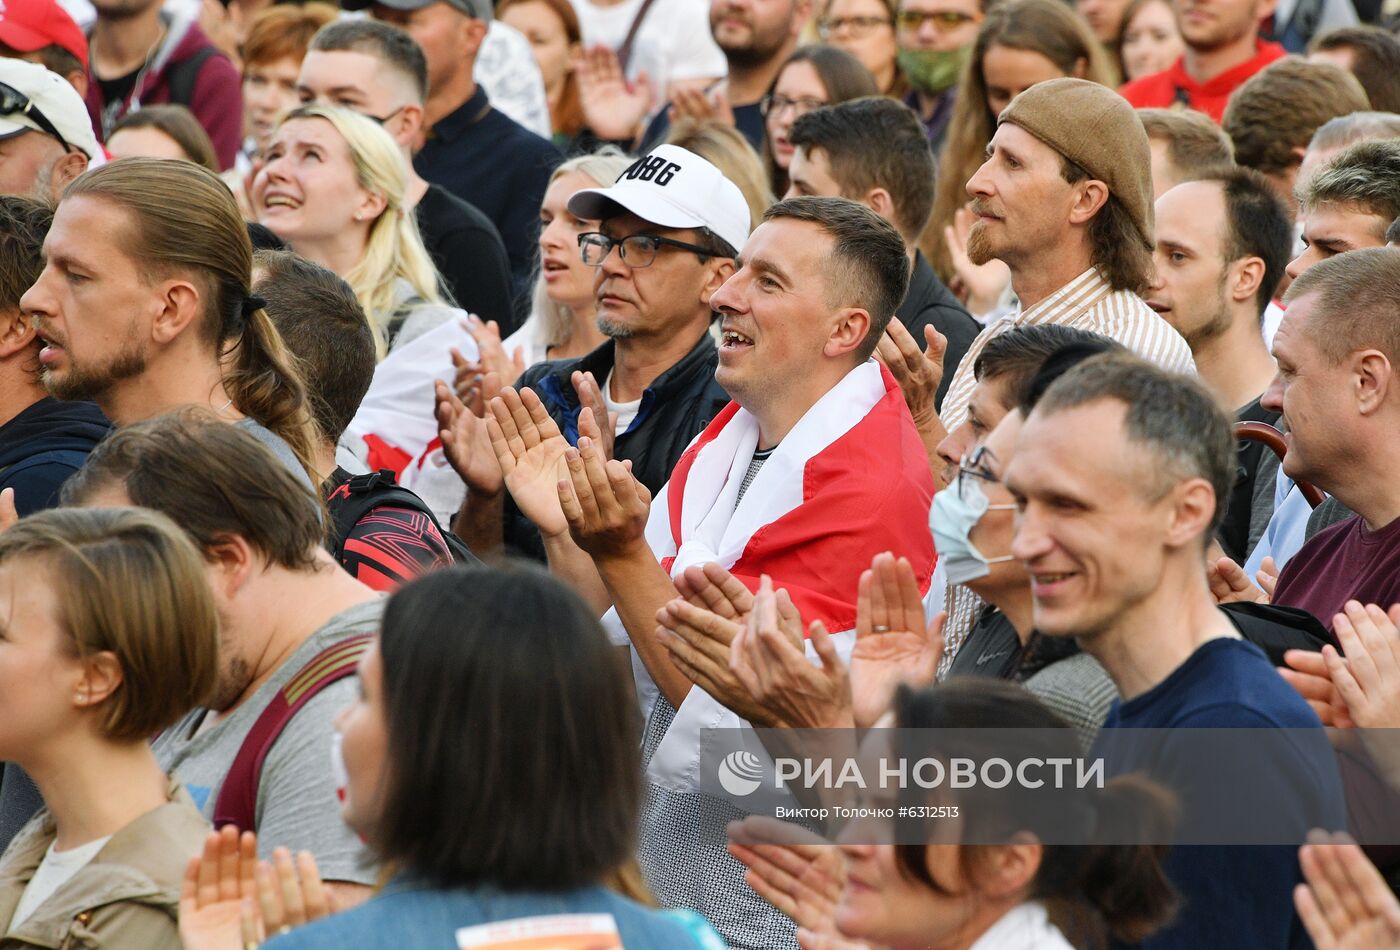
top-left (1296, 831), bottom-right (1400, 949)
top-left (875, 320), bottom-right (946, 428)
top-left (558, 427), bottom-right (651, 561)
top-left (456, 316), bottom-right (526, 393)
top-left (179, 827), bottom-right (336, 950)
top-left (575, 45), bottom-right (653, 141)
top-left (486, 387), bottom-right (571, 537)
top-left (848, 553), bottom-right (944, 729)
top-left (435, 378), bottom-right (503, 496)
top-left (1206, 556), bottom-right (1269, 605)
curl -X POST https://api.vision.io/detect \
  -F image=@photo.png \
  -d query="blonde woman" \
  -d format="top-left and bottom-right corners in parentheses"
top-left (253, 105), bottom-right (456, 357)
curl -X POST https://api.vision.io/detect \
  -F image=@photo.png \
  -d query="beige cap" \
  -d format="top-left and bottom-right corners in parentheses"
top-left (999, 78), bottom-right (1153, 249)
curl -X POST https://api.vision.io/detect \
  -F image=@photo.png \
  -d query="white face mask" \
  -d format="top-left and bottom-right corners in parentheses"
top-left (930, 473), bottom-right (1016, 586)
top-left (330, 731), bottom-right (348, 805)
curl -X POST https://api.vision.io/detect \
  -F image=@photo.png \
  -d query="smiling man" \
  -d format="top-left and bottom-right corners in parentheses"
top-left (1005, 353), bottom-right (1344, 950)
top-left (497, 195), bottom-right (937, 948)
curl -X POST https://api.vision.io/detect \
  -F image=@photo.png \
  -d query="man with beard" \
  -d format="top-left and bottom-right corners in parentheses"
top-left (1146, 167), bottom-right (1292, 562)
top-left (639, 0), bottom-right (811, 151)
top-left (926, 78), bottom-right (1193, 658)
top-left (442, 145), bottom-right (744, 560)
top-left (20, 158), bottom-right (316, 485)
top-left (1120, 0), bottom-right (1286, 121)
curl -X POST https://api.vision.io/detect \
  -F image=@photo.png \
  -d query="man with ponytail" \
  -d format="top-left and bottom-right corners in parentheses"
top-left (1004, 355), bottom-right (1345, 950)
top-left (21, 157), bottom-right (319, 485)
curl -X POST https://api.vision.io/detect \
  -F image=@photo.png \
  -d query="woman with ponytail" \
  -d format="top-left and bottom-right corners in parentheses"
top-left (253, 105), bottom-right (456, 358)
top-left (22, 157), bottom-right (320, 485)
top-left (732, 679), bottom-right (1178, 950)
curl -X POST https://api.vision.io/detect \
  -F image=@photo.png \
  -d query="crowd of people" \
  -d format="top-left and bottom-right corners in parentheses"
top-left (0, 0), bottom-right (1395, 944)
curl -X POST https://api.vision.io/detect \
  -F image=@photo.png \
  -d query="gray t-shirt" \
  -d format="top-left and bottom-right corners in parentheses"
top-left (153, 599), bottom-right (383, 885)
top-left (234, 418), bottom-right (313, 490)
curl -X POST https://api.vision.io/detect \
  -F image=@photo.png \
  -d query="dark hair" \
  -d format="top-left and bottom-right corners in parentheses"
top-left (790, 96), bottom-right (932, 242)
top-left (1137, 109), bottom-right (1234, 179)
top-left (310, 18), bottom-right (429, 101)
top-left (1222, 58), bottom-right (1369, 176)
top-left (762, 196), bottom-right (909, 360)
top-left (1298, 139), bottom-right (1400, 231)
top-left (0, 41), bottom-right (83, 81)
top-left (1284, 247), bottom-right (1400, 368)
top-left (1060, 157), bottom-right (1154, 294)
top-left (764, 45), bottom-right (878, 194)
top-left (65, 159), bottom-right (320, 479)
top-left (247, 221), bottom-right (288, 252)
top-left (973, 325), bottom-right (1120, 412)
top-left (893, 680), bottom-right (1178, 946)
top-left (1032, 355), bottom-right (1235, 538)
top-left (1186, 167), bottom-right (1293, 318)
top-left (109, 104), bottom-right (220, 171)
top-left (61, 407), bottom-right (324, 571)
top-left (0, 196), bottom-right (52, 314)
top-left (374, 565), bottom-right (641, 889)
top-left (1309, 25), bottom-right (1400, 114)
top-left (254, 250), bottom-right (376, 442)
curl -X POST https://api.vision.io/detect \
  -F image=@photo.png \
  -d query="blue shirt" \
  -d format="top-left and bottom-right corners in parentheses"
top-left (414, 86), bottom-right (561, 307)
top-left (263, 878), bottom-right (725, 949)
top-left (1095, 637), bottom-right (1345, 950)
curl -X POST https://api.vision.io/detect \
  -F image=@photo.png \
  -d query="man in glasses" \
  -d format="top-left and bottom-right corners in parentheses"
top-left (459, 144), bottom-right (743, 561)
top-left (893, 0), bottom-right (983, 147)
top-left (0, 59), bottom-right (99, 202)
top-left (298, 19), bottom-right (513, 331)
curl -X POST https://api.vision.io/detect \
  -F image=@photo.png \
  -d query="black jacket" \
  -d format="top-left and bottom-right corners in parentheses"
top-left (505, 334), bottom-right (731, 559)
top-left (0, 397), bottom-right (109, 515)
top-left (896, 251), bottom-right (980, 412)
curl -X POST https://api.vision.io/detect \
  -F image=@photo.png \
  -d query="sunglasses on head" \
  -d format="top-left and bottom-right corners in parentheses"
top-left (0, 82), bottom-right (71, 153)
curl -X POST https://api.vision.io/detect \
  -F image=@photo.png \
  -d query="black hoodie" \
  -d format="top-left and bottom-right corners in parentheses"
top-left (0, 397), bottom-right (110, 515)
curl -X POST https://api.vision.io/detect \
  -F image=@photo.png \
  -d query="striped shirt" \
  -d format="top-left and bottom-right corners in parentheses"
top-left (939, 268), bottom-right (1195, 668)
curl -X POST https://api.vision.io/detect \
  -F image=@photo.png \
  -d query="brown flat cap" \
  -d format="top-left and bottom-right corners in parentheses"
top-left (999, 78), bottom-right (1154, 249)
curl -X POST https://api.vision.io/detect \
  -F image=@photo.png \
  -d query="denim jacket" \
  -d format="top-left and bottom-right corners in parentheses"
top-left (263, 877), bottom-right (726, 949)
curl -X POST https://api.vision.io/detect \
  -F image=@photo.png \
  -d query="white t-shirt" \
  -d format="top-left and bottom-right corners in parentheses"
top-left (569, 0), bottom-right (726, 92)
top-left (10, 835), bottom-right (112, 930)
top-left (603, 369), bottom-right (643, 436)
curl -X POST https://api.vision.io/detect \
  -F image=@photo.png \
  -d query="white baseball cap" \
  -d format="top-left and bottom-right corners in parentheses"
top-left (568, 144), bottom-right (750, 255)
top-left (0, 58), bottom-right (101, 160)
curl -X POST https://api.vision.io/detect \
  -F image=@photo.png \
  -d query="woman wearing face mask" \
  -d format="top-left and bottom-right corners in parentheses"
top-left (932, 332), bottom-right (1120, 746)
top-left (185, 565), bottom-right (726, 949)
top-left (253, 105), bottom-right (456, 359)
top-left (734, 679), bottom-right (1178, 950)
top-left (759, 46), bottom-right (878, 195)
top-left (892, 0), bottom-right (986, 150)
top-left (921, 0), bottom-right (1114, 296)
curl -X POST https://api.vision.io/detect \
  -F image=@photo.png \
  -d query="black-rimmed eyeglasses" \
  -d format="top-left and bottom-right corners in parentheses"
top-left (0, 82), bottom-right (70, 153)
top-left (578, 231), bottom-right (714, 268)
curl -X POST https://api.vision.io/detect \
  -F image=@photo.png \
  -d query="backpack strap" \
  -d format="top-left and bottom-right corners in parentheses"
top-left (616, 0), bottom-right (662, 75)
top-left (165, 46), bottom-right (217, 108)
top-left (211, 632), bottom-right (374, 832)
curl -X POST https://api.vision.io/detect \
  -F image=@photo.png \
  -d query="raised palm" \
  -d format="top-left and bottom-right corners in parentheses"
top-left (848, 553), bottom-right (944, 728)
top-left (487, 387), bottom-right (571, 537)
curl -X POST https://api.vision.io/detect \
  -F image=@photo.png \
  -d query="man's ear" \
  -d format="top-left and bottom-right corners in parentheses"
top-left (392, 102), bottom-right (426, 147)
top-left (65, 70), bottom-right (89, 99)
top-left (699, 257), bottom-right (737, 307)
top-left (1353, 349), bottom-right (1392, 417)
top-left (463, 16), bottom-right (489, 56)
top-left (824, 307), bottom-right (871, 360)
top-left (1068, 179), bottom-right (1110, 227)
top-left (864, 187), bottom-right (897, 228)
top-left (151, 279), bottom-right (204, 346)
top-left (1165, 476), bottom-right (1217, 550)
top-left (49, 151), bottom-right (89, 195)
top-left (206, 533), bottom-right (259, 600)
top-left (0, 307), bottom-right (37, 360)
top-left (1228, 255), bottom-right (1266, 307)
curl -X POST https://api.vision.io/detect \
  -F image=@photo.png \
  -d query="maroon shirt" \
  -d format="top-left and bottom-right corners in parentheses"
top-left (1273, 514), bottom-right (1400, 633)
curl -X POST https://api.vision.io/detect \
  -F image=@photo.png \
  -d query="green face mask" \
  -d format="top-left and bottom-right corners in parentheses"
top-left (897, 46), bottom-right (968, 96)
